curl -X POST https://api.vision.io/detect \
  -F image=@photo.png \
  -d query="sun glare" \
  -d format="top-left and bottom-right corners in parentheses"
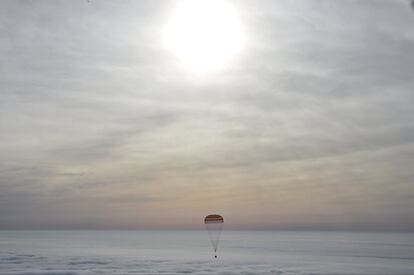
top-left (163, 0), bottom-right (245, 73)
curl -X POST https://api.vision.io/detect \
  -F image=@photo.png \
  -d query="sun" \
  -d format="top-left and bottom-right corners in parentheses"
top-left (163, 0), bottom-right (245, 73)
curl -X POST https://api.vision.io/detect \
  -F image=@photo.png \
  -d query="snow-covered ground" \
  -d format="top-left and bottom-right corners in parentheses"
top-left (0, 230), bottom-right (413, 274)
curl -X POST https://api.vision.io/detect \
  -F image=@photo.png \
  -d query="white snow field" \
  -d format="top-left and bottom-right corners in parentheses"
top-left (0, 230), bottom-right (413, 274)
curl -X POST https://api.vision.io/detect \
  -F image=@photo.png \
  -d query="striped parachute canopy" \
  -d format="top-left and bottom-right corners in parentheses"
top-left (204, 214), bottom-right (224, 224)
top-left (204, 214), bottom-right (224, 258)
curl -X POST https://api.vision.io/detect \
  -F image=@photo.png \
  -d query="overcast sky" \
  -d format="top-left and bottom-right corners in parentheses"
top-left (1, 0), bottom-right (414, 230)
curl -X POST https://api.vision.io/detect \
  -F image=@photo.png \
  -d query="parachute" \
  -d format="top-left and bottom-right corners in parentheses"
top-left (204, 214), bottom-right (224, 258)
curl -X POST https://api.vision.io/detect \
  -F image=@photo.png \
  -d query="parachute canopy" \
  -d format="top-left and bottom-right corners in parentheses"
top-left (204, 214), bottom-right (224, 224)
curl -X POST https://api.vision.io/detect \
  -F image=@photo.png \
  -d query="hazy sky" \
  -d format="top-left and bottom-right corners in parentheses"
top-left (1, 0), bottom-right (414, 230)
